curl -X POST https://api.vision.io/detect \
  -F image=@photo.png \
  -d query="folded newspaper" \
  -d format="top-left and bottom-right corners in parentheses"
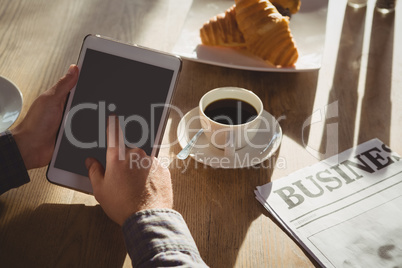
top-left (255, 138), bottom-right (402, 267)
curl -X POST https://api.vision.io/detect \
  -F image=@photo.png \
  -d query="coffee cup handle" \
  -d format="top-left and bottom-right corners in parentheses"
top-left (224, 131), bottom-right (235, 158)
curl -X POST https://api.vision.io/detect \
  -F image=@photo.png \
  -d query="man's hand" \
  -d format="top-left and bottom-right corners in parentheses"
top-left (85, 116), bottom-right (173, 226)
top-left (11, 65), bottom-right (79, 170)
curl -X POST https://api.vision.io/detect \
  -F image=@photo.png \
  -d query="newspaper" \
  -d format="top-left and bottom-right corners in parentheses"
top-left (255, 138), bottom-right (402, 268)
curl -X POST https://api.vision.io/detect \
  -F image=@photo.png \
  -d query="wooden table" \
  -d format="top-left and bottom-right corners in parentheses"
top-left (1, 0), bottom-right (401, 267)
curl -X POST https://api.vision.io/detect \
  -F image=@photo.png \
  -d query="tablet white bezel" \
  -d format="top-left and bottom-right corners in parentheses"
top-left (47, 34), bottom-right (181, 194)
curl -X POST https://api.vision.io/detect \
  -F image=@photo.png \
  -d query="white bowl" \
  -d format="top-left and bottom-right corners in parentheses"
top-left (0, 76), bottom-right (23, 132)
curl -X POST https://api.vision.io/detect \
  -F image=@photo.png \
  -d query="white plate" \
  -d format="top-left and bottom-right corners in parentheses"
top-left (173, 0), bottom-right (329, 72)
top-left (0, 76), bottom-right (23, 132)
top-left (177, 107), bottom-right (282, 168)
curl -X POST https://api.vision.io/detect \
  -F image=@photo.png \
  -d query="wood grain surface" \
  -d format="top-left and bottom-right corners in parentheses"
top-left (1, 0), bottom-right (401, 267)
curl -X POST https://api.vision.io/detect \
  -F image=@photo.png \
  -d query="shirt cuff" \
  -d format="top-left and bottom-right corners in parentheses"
top-left (0, 130), bottom-right (30, 195)
top-left (122, 208), bottom-right (207, 267)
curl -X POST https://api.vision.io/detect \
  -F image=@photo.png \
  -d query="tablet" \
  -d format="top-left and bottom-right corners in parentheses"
top-left (47, 34), bottom-right (182, 194)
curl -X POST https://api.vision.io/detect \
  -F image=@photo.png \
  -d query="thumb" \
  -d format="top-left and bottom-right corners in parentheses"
top-left (51, 64), bottom-right (79, 99)
top-left (85, 157), bottom-right (105, 193)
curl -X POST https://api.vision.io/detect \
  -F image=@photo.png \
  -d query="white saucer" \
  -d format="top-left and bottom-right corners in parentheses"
top-left (177, 107), bottom-right (282, 168)
top-left (0, 76), bottom-right (23, 132)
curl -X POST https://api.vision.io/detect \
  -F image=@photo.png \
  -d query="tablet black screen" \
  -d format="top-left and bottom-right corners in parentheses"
top-left (54, 49), bottom-right (174, 176)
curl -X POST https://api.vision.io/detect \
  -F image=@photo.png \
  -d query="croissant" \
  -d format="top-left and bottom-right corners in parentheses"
top-left (200, 5), bottom-right (246, 48)
top-left (234, 0), bottom-right (298, 67)
top-left (271, 0), bottom-right (301, 14)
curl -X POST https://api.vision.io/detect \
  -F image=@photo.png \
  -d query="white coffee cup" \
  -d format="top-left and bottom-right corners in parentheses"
top-left (199, 87), bottom-right (263, 157)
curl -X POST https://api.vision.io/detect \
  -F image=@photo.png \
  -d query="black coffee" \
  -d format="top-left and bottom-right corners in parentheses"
top-left (204, 98), bottom-right (258, 125)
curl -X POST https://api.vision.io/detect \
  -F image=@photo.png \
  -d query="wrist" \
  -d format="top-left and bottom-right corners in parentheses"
top-left (122, 208), bottom-right (180, 227)
top-left (10, 128), bottom-right (33, 170)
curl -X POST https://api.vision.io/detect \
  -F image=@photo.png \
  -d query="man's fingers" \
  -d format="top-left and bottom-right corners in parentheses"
top-left (85, 157), bottom-right (105, 195)
top-left (51, 64), bottom-right (79, 99)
